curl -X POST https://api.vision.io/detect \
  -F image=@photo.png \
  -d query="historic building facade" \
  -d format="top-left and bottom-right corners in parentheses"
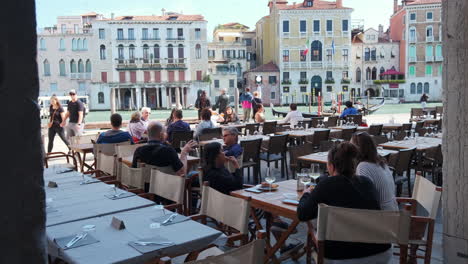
top-left (256, 0), bottom-right (353, 104)
top-left (390, 0), bottom-right (443, 101)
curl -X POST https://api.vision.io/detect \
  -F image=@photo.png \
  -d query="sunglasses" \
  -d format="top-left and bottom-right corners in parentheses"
top-left (69, 93), bottom-right (76, 95)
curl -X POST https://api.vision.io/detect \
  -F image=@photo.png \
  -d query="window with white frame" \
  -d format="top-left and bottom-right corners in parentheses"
top-left (300, 20), bottom-right (307, 33)
top-left (342, 49), bottom-right (348, 62)
top-left (426, 26), bottom-right (433, 41)
top-left (326, 49), bottom-right (332, 62)
top-left (271, 91), bottom-right (276, 99)
top-left (409, 27), bottom-right (416, 42)
top-left (426, 12), bottom-right (433, 21)
top-left (195, 28), bottom-right (201, 40)
top-left (99, 29), bottom-right (105, 39)
top-left (283, 50), bottom-right (289, 62)
top-left (40, 38), bottom-right (46, 50)
top-left (342, 20), bottom-right (349, 32)
top-left (283, 20), bottom-right (289, 33)
top-left (195, 44), bottom-right (202, 59)
top-left (59, 38), bottom-right (65, 50)
top-left (313, 20), bottom-right (320, 33)
top-left (326, 20), bottom-right (333, 33)
top-left (43, 59), bottom-right (50, 76)
top-left (410, 13), bottom-right (416, 22)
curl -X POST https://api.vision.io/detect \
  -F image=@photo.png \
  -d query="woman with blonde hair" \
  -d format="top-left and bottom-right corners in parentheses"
top-left (47, 95), bottom-right (69, 152)
top-left (128, 111), bottom-right (147, 142)
top-left (254, 104), bottom-right (266, 123)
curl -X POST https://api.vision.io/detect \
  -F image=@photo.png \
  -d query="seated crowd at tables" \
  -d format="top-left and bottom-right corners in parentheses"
top-left (91, 103), bottom-right (400, 263)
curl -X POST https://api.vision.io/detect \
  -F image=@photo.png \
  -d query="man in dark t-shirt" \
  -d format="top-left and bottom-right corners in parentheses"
top-left (61, 89), bottom-right (85, 140)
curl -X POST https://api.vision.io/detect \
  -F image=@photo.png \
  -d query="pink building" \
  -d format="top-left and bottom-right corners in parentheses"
top-left (244, 61), bottom-right (280, 106)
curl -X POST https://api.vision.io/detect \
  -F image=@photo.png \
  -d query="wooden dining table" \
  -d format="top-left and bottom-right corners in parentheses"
top-left (231, 180), bottom-right (315, 264)
top-left (69, 143), bottom-right (94, 172)
top-left (378, 137), bottom-right (442, 151)
top-left (298, 149), bottom-right (398, 165)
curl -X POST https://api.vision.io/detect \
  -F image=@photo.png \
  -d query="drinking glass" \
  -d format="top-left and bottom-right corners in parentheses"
top-left (180, 141), bottom-right (187, 149)
top-left (300, 174), bottom-right (311, 188)
top-left (310, 164), bottom-right (321, 183)
top-left (305, 123), bottom-right (309, 130)
top-left (404, 130), bottom-right (410, 140)
top-left (265, 168), bottom-right (277, 194)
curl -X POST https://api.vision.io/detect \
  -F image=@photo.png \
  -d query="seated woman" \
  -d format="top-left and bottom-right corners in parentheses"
top-left (297, 142), bottom-right (392, 263)
top-left (219, 106), bottom-right (239, 124)
top-left (351, 132), bottom-right (398, 211)
top-left (254, 104), bottom-right (266, 123)
top-left (202, 142), bottom-right (243, 195)
top-left (194, 108), bottom-right (216, 138)
top-left (128, 111), bottom-right (147, 142)
top-left (339, 101), bottom-right (359, 119)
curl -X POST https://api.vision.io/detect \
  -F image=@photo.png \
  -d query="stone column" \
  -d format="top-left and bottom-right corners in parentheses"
top-left (135, 86), bottom-right (141, 110)
top-left (442, 1), bottom-right (468, 262)
top-left (116, 88), bottom-right (121, 110)
top-left (1, 0), bottom-right (47, 262)
top-left (167, 87), bottom-right (172, 109)
top-left (142, 87), bottom-right (147, 107)
top-left (130, 88), bottom-right (135, 110)
top-left (175, 87), bottom-right (181, 109)
top-left (110, 87), bottom-right (116, 114)
top-left (155, 87), bottom-right (159, 108)
top-left (183, 87), bottom-right (187, 108)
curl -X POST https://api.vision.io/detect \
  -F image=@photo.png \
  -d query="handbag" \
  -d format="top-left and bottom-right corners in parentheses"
top-left (48, 108), bottom-right (58, 128)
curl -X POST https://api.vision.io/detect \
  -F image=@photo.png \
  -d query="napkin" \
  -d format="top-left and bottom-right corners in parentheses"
top-left (128, 235), bottom-right (174, 254)
top-left (54, 233), bottom-right (99, 250)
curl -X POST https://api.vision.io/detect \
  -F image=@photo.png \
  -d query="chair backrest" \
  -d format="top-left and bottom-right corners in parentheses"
top-left (200, 185), bottom-right (251, 234)
top-left (70, 134), bottom-right (98, 145)
top-left (140, 163), bottom-right (174, 184)
top-left (319, 141), bottom-right (335, 152)
top-left (393, 131), bottom-right (406, 141)
top-left (317, 204), bottom-right (411, 244)
top-left (368, 124), bottom-right (383, 136)
top-left (114, 144), bottom-right (141, 181)
top-left (240, 138), bottom-right (263, 163)
top-left (326, 116), bottom-right (339, 128)
top-left (394, 148), bottom-right (415, 174)
top-left (172, 130), bottom-right (194, 148)
top-left (120, 162), bottom-right (145, 189)
top-left (245, 123), bottom-right (259, 135)
top-left (346, 114), bottom-right (362, 125)
top-left (340, 127), bottom-right (356, 141)
top-left (411, 108), bottom-right (424, 118)
top-left (311, 129), bottom-right (330, 147)
top-left (436, 106), bottom-right (443, 115)
top-left (414, 121), bottom-right (425, 135)
top-left (372, 135), bottom-right (388, 145)
top-left (401, 123), bottom-right (412, 132)
top-left (199, 127), bottom-right (222, 141)
top-left (266, 134), bottom-right (288, 155)
top-left (262, 121), bottom-right (277, 135)
top-left (311, 117), bottom-right (325, 128)
top-left (289, 143), bottom-right (314, 169)
top-left (96, 151), bottom-right (116, 175)
top-left (150, 169), bottom-right (186, 204)
top-left (186, 239), bottom-right (265, 264)
top-left (412, 175), bottom-right (442, 219)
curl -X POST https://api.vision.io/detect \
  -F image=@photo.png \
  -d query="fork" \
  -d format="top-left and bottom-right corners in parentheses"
top-left (65, 232), bottom-right (87, 248)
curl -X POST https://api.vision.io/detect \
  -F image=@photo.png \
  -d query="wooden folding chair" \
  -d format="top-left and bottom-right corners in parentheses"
top-left (149, 169), bottom-right (186, 214)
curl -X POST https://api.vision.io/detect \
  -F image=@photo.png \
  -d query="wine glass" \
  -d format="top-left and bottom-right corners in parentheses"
top-left (404, 130), bottom-right (410, 140)
top-left (300, 173), bottom-right (311, 189)
top-left (258, 125), bottom-right (263, 135)
top-left (265, 168), bottom-right (277, 194)
top-left (310, 164), bottom-right (321, 183)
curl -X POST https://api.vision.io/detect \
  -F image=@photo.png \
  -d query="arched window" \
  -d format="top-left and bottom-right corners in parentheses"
top-left (366, 67), bottom-right (371, 80)
top-left (83, 38), bottom-right (88, 50)
top-left (40, 38), bottom-right (46, 50)
top-left (379, 67), bottom-right (385, 79)
top-left (85, 59), bottom-right (91, 73)
top-left (410, 83), bottom-right (416, 94)
top-left (43, 59), bottom-right (50, 76)
top-left (435, 44), bottom-right (442, 59)
top-left (409, 45), bottom-right (416, 60)
top-left (356, 67), bottom-right (361, 83)
top-left (409, 27), bottom-right (416, 42)
top-left (424, 82), bottom-right (430, 94)
top-left (59, 59), bottom-right (66, 76)
top-left (168, 44), bottom-right (174, 63)
top-left (311, 41), bottom-right (322, 61)
top-left (98, 92), bottom-right (105, 104)
top-left (77, 38), bottom-right (82, 50)
top-left (178, 44), bottom-right (184, 63)
top-left (195, 44), bottom-right (201, 59)
top-left (59, 38), bottom-right (65, 50)
top-left (100, 45), bottom-right (106, 60)
top-left (154, 44), bottom-right (160, 62)
top-left (426, 26), bottom-right (433, 40)
top-left (143, 44), bottom-right (149, 62)
top-left (364, 48), bottom-right (370, 61)
top-left (417, 82), bottom-right (423, 94)
top-left (72, 38), bottom-right (77, 50)
top-left (129, 44), bottom-right (135, 61)
top-left (379, 48), bottom-right (385, 58)
top-left (371, 67), bottom-right (377, 80)
top-left (118, 44), bottom-right (124, 59)
top-left (426, 45), bottom-right (433, 60)
top-left (70, 59), bottom-right (77, 73)
top-left (78, 59), bottom-right (84, 73)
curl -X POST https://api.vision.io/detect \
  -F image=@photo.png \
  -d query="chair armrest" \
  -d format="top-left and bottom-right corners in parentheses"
top-left (189, 214), bottom-right (206, 221)
top-left (83, 170), bottom-right (103, 177)
top-left (100, 176), bottom-right (117, 182)
top-left (396, 197), bottom-right (416, 204)
top-left (138, 193), bottom-right (155, 201)
top-left (396, 197), bottom-right (417, 214)
top-left (243, 184), bottom-right (254, 188)
top-left (104, 180), bottom-right (120, 187)
top-left (158, 257), bottom-right (172, 264)
top-left (226, 233), bottom-right (247, 244)
top-left (411, 216), bottom-right (434, 224)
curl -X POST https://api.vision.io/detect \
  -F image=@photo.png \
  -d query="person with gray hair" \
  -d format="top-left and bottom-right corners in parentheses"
top-left (132, 121), bottom-right (196, 176)
top-left (222, 127), bottom-right (243, 158)
top-left (140, 107), bottom-right (151, 128)
top-left (213, 88), bottom-right (229, 115)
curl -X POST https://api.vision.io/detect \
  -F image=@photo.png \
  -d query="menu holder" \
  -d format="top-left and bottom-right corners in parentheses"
top-left (111, 217), bottom-right (126, 230)
top-left (48, 181), bottom-right (58, 188)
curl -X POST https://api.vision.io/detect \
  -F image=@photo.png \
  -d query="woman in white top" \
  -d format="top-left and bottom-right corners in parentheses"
top-left (195, 108), bottom-right (216, 138)
top-left (351, 132), bottom-right (398, 211)
top-left (280, 103), bottom-right (303, 127)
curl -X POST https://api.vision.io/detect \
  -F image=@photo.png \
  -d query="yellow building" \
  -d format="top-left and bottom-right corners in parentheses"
top-left (256, 0), bottom-right (353, 104)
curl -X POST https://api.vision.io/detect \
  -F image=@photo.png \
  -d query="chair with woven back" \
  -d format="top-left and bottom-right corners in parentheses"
top-left (240, 138), bottom-right (263, 184)
top-left (414, 121), bottom-right (426, 136)
top-left (198, 127), bottom-right (222, 141)
top-left (44, 152), bottom-right (78, 171)
top-left (325, 116), bottom-right (339, 128)
top-left (389, 148), bottom-right (416, 197)
top-left (368, 124), bottom-right (383, 136)
top-left (244, 123), bottom-right (260, 136)
top-left (395, 174), bottom-right (442, 264)
top-left (340, 127), bottom-right (356, 141)
top-left (171, 130), bottom-right (194, 150)
top-left (260, 134), bottom-right (289, 180)
top-left (435, 106), bottom-right (443, 119)
top-left (346, 114), bottom-right (362, 125)
top-left (306, 129), bottom-right (330, 151)
top-left (410, 108), bottom-right (425, 121)
top-left (185, 183), bottom-right (252, 261)
top-left (149, 168), bottom-right (186, 214)
top-left (289, 143), bottom-right (314, 179)
top-left (310, 117), bottom-right (325, 128)
top-left (372, 135), bottom-right (389, 145)
top-left (420, 144), bottom-right (443, 185)
top-left (262, 121), bottom-right (277, 135)
top-left (313, 204), bottom-right (411, 264)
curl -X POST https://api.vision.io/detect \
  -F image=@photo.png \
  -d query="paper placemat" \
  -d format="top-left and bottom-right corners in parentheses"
top-left (151, 214), bottom-right (190, 226)
top-left (54, 233), bottom-right (99, 250)
top-left (80, 178), bottom-right (101, 185)
top-left (104, 192), bottom-right (136, 200)
top-left (128, 235), bottom-right (174, 254)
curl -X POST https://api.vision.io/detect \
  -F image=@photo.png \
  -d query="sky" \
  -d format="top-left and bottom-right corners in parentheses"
top-left (36, 0), bottom-right (395, 38)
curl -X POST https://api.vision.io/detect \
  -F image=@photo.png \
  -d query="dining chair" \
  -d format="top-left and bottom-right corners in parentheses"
top-left (240, 138), bottom-right (263, 184)
top-left (259, 134), bottom-right (289, 179)
top-left (307, 129), bottom-right (330, 150)
top-left (340, 127), bottom-right (356, 141)
top-left (198, 127), bottom-right (222, 141)
top-left (44, 152), bottom-right (78, 171)
top-left (115, 144), bottom-right (141, 181)
top-left (310, 117), bottom-right (325, 128)
top-left (368, 124), bottom-right (383, 136)
top-left (149, 169), bottom-right (186, 214)
top-left (389, 148), bottom-right (416, 197)
top-left (244, 123), bottom-right (260, 136)
top-left (346, 114), bottom-right (362, 125)
top-left (171, 130), bottom-right (194, 151)
top-left (288, 143), bottom-right (314, 179)
top-left (262, 121), bottom-right (277, 135)
top-left (325, 116), bottom-right (339, 128)
top-left (313, 204), bottom-right (411, 264)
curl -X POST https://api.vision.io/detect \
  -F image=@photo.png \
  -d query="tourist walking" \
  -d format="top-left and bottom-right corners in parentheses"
top-left (420, 93), bottom-right (429, 109)
top-left (47, 95), bottom-right (69, 153)
top-left (240, 88), bottom-right (253, 122)
top-left (195, 90), bottom-right (211, 120)
top-left (60, 89), bottom-right (85, 140)
top-left (213, 88), bottom-right (229, 115)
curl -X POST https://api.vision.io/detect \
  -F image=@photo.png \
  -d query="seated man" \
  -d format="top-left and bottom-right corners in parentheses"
top-left (222, 127), bottom-right (243, 158)
top-left (96, 113), bottom-right (133, 144)
top-left (279, 103), bottom-right (303, 127)
top-left (166, 109), bottom-right (191, 143)
top-left (340, 101), bottom-right (359, 119)
top-left (132, 121), bottom-right (196, 176)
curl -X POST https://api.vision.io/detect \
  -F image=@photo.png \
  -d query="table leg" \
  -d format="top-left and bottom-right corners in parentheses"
top-left (264, 219), bottom-right (300, 264)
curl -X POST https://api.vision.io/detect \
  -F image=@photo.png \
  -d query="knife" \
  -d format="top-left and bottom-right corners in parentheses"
top-left (65, 232), bottom-right (87, 248)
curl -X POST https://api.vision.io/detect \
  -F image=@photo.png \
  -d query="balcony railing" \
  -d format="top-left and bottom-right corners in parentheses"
top-left (298, 79), bottom-right (309, 84)
top-left (116, 37), bottom-right (136, 41)
top-left (435, 56), bottom-right (443, 62)
top-left (166, 37), bottom-right (185, 41)
top-left (426, 56), bottom-right (434, 62)
top-left (281, 79), bottom-right (292, 85)
top-left (426, 36), bottom-right (434, 42)
top-left (409, 57), bottom-right (417, 63)
top-left (142, 37), bottom-right (161, 41)
top-left (373, 79), bottom-right (406, 84)
top-left (70, 73), bottom-right (91, 79)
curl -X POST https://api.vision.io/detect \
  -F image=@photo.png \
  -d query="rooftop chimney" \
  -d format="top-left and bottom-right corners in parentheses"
top-left (161, 8), bottom-right (166, 16)
top-left (394, 0), bottom-right (398, 13)
top-left (336, 0), bottom-right (343, 8)
top-left (378, 24), bottom-right (384, 37)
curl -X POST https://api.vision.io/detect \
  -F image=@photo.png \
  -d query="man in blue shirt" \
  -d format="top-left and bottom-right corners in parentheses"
top-left (222, 127), bottom-right (243, 158)
top-left (96, 113), bottom-right (134, 144)
top-left (340, 101), bottom-right (359, 119)
top-left (166, 109), bottom-right (191, 143)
